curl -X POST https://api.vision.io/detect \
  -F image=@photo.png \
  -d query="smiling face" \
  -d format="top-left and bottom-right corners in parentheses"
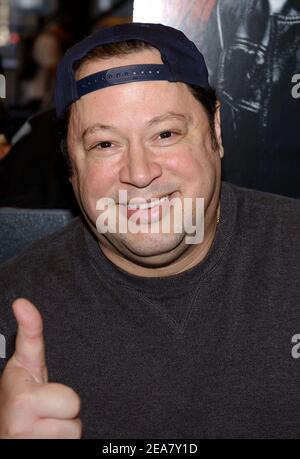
top-left (67, 47), bottom-right (223, 271)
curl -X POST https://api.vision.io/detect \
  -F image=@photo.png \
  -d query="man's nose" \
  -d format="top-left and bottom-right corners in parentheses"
top-left (119, 141), bottom-right (162, 188)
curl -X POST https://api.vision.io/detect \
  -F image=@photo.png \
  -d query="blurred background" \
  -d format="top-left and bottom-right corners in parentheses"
top-left (0, 0), bottom-right (133, 140)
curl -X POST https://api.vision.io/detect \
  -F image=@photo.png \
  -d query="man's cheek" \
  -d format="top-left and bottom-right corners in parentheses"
top-left (167, 149), bottom-right (194, 179)
top-left (79, 173), bottom-right (107, 216)
top-left (178, 157), bottom-right (200, 182)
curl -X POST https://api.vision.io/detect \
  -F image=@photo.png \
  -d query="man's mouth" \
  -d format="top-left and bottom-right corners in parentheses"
top-left (122, 192), bottom-right (176, 224)
top-left (127, 195), bottom-right (170, 210)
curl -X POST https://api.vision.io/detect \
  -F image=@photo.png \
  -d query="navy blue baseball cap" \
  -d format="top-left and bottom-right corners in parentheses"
top-left (55, 22), bottom-right (211, 120)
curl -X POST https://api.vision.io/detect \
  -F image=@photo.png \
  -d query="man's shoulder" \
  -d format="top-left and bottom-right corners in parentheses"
top-left (0, 216), bottom-right (84, 280)
top-left (223, 182), bottom-right (300, 261)
top-left (225, 181), bottom-right (300, 221)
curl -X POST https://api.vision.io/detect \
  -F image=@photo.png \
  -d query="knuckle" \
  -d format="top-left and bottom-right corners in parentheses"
top-left (51, 383), bottom-right (81, 416)
top-left (72, 419), bottom-right (82, 439)
top-left (62, 385), bottom-right (81, 415)
top-left (71, 391), bottom-right (81, 416)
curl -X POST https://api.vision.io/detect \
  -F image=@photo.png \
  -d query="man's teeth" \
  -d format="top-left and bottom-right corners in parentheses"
top-left (127, 195), bottom-right (169, 210)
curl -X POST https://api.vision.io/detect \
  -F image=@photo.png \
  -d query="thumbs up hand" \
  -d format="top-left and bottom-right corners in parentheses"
top-left (0, 299), bottom-right (82, 439)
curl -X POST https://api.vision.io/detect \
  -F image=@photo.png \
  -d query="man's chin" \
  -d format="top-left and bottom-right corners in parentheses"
top-left (118, 232), bottom-right (186, 259)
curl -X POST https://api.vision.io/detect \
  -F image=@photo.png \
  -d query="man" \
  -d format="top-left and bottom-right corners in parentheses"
top-left (0, 22), bottom-right (299, 439)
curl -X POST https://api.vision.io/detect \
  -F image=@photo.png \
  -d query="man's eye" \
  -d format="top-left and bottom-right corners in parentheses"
top-left (97, 141), bottom-right (112, 149)
top-left (159, 131), bottom-right (174, 139)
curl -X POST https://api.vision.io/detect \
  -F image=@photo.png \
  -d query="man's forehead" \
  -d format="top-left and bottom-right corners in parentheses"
top-left (68, 78), bottom-right (195, 137)
top-left (81, 112), bottom-right (191, 138)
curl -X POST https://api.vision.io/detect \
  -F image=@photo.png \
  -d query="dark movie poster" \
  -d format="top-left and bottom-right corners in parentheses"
top-left (133, 0), bottom-right (300, 198)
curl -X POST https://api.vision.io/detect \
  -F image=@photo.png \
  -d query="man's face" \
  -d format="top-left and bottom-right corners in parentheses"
top-left (67, 48), bottom-right (223, 265)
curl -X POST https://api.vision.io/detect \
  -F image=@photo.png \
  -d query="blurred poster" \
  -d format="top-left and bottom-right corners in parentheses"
top-left (133, 0), bottom-right (300, 198)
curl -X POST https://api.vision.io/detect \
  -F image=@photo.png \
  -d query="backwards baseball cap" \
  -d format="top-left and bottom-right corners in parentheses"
top-left (55, 22), bottom-right (211, 120)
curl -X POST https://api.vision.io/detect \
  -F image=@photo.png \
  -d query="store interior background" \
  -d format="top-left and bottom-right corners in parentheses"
top-left (0, 0), bottom-right (133, 137)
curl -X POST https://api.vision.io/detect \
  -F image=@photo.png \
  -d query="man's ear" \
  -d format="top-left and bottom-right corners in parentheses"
top-left (214, 102), bottom-right (224, 159)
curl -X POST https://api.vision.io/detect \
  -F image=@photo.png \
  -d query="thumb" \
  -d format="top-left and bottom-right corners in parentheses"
top-left (10, 298), bottom-right (48, 384)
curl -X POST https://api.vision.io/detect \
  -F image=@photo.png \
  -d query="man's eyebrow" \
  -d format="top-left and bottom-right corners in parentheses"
top-left (147, 112), bottom-right (191, 126)
top-left (82, 123), bottom-right (118, 139)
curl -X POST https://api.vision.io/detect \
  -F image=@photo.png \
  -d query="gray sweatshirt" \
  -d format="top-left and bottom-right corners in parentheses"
top-left (0, 181), bottom-right (300, 438)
